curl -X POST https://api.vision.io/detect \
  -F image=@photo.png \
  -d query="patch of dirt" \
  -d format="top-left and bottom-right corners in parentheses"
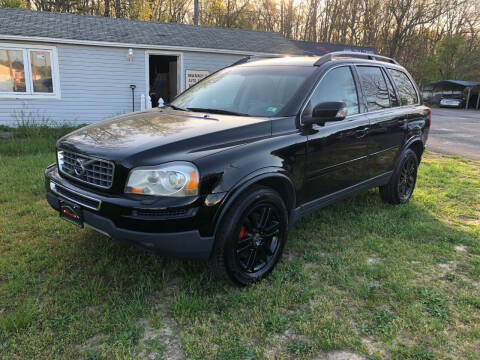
top-left (424, 152), bottom-right (448, 161)
top-left (367, 256), bottom-right (380, 265)
top-left (436, 261), bottom-right (459, 283)
top-left (85, 304), bottom-right (104, 314)
top-left (264, 330), bottom-right (310, 358)
top-left (458, 274), bottom-right (480, 288)
top-left (314, 351), bottom-right (367, 360)
top-left (460, 218), bottom-right (479, 226)
top-left (464, 160), bottom-right (480, 170)
top-left (431, 260), bottom-right (480, 288)
top-left (361, 337), bottom-right (386, 357)
top-left (138, 301), bottom-right (184, 360)
top-left (409, 261), bottom-right (458, 286)
top-left (285, 250), bottom-right (302, 261)
top-left (438, 262), bottom-right (456, 272)
top-left (455, 245), bottom-right (468, 252)
top-left (75, 333), bottom-right (106, 354)
top-left (304, 263), bottom-right (322, 280)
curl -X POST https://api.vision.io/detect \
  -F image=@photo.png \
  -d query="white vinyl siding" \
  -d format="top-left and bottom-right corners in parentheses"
top-left (0, 43), bottom-right (146, 125)
top-left (0, 43), bottom-right (246, 125)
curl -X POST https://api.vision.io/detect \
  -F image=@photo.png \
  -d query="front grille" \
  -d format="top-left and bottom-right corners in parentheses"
top-left (58, 150), bottom-right (114, 189)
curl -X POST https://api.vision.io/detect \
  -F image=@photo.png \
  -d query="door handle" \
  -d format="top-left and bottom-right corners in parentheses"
top-left (354, 128), bottom-right (369, 138)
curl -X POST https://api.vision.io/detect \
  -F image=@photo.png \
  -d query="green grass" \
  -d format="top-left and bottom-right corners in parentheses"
top-left (0, 136), bottom-right (479, 359)
top-left (0, 123), bottom-right (86, 156)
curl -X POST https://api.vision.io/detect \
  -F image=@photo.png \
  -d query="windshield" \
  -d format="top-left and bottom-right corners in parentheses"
top-left (171, 65), bottom-right (315, 117)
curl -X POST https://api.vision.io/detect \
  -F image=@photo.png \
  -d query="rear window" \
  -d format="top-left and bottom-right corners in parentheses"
top-left (356, 66), bottom-right (390, 111)
top-left (388, 69), bottom-right (418, 105)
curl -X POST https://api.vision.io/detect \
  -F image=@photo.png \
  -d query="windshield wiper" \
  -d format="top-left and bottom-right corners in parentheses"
top-left (163, 103), bottom-right (188, 111)
top-left (186, 108), bottom-right (250, 117)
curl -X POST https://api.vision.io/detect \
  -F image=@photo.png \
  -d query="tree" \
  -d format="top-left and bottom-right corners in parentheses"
top-left (0, 0), bottom-right (26, 8)
top-left (14, 0), bottom-right (480, 82)
top-left (418, 36), bottom-right (480, 84)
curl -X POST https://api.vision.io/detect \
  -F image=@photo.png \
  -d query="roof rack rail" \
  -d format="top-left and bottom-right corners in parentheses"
top-left (229, 54), bottom-right (295, 67)
top-left (230, 56), bottom-right (251, 67)
top-left (314, 51), bottom-right (398, 67)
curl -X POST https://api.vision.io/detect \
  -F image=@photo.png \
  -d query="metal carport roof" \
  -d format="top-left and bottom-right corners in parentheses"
top-left (423, 80), bottom-right (480, 110)
top-left (423, 80), bottom-right (480, 88)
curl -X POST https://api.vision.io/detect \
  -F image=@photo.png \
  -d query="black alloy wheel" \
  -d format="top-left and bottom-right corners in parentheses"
top-left (235, 203), bottom-right (282, 274)
top-left (379, 148), bottom-right (419, 205)
top-left (211, 186), bottom-right (288, 286)
top-left (398, 155), bottom-right (417, 202)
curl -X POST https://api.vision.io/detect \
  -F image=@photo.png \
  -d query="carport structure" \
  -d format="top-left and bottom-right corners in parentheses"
top-left (422, 80), bottom-right (480, 109)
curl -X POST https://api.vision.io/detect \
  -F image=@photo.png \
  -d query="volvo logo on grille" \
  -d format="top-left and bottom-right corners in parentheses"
top-left (74, 158), bottom-right (86, 176)
top-left (60, 151), bottom-right (113, 189)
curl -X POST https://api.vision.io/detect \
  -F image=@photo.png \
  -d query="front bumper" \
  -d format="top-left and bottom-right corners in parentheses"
top-left (45, 164), bottom-right (219, 260)
top-left (440, 102), bottom-right (462, 108)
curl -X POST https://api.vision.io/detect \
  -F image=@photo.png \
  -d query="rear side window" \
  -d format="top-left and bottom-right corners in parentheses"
top-left (383, 69), bottom-right (399, 107)
top-left (304, 66), bottom-right (359, 118)
top-left (388, 69), bottom-right (418, 105)
top-left (356, 66), bottom-right (390, 111)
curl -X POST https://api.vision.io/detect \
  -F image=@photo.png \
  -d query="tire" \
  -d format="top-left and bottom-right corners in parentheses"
top-left (379, 148), bottom-right (419, 205)
top-left (211, 186), bottom-right (288, 286)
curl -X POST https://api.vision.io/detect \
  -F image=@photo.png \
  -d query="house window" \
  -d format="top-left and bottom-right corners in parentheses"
top-left (0, 44), bottom-right (60, 98)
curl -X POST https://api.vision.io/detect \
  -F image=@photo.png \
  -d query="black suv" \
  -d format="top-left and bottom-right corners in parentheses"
top-left (45, 52), bottom-right (431, 285)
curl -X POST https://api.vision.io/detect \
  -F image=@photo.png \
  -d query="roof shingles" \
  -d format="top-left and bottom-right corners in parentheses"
top-left (0, 8), bottom-right (304, 54)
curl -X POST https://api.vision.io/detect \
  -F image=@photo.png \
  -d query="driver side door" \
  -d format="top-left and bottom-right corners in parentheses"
top-left (303, 65), bottom-right (373, 202)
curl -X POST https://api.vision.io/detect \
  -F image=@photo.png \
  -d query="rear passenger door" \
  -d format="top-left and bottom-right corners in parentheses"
top-left (355, 65), bottom-right (406, 178)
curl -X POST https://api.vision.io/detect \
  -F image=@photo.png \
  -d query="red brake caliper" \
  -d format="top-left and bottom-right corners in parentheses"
top-left (238, 226), bottom-right (248, 240)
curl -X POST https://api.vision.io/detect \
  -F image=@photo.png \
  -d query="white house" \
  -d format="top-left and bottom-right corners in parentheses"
top-left (0, 8), bottom-right (304, 125)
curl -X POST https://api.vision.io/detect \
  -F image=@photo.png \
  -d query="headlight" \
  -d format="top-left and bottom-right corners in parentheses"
top-left (125, 162), bottom-right (199, 197)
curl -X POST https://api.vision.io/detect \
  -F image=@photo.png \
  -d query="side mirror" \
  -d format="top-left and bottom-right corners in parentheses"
top-left (302, 102), bottom-right (347, 126)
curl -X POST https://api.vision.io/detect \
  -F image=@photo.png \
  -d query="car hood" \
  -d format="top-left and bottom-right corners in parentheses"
top-left (57, 108), bottom-right (272, 166)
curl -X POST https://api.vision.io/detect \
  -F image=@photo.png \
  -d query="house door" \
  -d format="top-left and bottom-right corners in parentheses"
top-left (149, 55), bottom-right (178, 107)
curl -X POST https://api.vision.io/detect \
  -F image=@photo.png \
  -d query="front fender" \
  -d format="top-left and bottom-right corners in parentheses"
top-left (211, 169), bottom-right (296, 236)
top-left (194, 120), bottom-right (306, 237)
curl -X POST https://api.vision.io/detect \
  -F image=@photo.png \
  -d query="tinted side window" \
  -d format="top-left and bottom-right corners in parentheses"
top-left (304, 66), bottom-right (359, 118)
top-left (388, 69), bottom-right (418, 105)
top-left (383, 69), bottom-right (399, 107)
top-left (357, 66), bottom-right (390, 111)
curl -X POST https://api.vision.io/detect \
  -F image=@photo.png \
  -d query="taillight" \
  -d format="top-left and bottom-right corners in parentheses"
top-left (427, 108), bottom-right (432, 127)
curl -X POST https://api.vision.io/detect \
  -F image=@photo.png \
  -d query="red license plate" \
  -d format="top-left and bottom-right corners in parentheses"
top-left (59, 200), bottom-right (83, 227)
